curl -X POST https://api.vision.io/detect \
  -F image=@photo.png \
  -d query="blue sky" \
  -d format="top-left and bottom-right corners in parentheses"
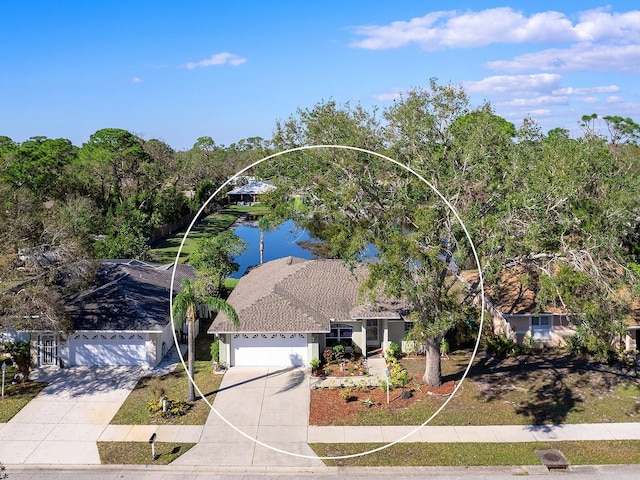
top-left (1, 1), bottom-right (639, 150)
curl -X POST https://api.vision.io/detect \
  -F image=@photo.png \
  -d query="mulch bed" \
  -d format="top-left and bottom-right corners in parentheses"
top-left (309, 381), bottom-right (455, 426)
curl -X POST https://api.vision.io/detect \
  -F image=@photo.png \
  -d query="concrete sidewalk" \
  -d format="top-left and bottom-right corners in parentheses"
top-left (3, 361), bottom-right (640, 469)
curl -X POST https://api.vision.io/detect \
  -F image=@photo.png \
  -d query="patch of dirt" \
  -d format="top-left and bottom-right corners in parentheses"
top-left (309, 381), bottom-right (455, 426)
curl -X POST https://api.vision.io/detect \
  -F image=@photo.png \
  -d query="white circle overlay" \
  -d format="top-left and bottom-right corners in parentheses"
top-left (169, 145), bottom-right (485, 460)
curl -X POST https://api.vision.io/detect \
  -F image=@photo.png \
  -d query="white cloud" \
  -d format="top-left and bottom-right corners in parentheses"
top-left (373, 88), bottom-right (408, 101)
top-left (350, 7), bottom-right (640, 51)
top-left (185, 52), bottom-right (247, 69)
top-left (464, 74), bottom-right (562, 96)
top-left (528, 109), bottom-right (552, 116)
top-left (499, 95), bottom-right (569, 107)
top-left (606, 96), bottom-right (624, 103)
top-left (486, 43), bottom-right (640, 73)
top-left (131, 77), bottom-right (143, 83)
top-left (552, 85), bottom-right (620, 95)
top-left (583, 97), bottom-right (599, 104)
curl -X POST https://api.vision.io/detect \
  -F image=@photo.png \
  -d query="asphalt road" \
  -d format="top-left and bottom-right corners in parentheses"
top-left (5, 465), bottom-right (640, 480)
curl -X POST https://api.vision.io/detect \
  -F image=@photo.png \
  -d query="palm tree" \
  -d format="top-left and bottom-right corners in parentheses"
top-left (172, 277), bottom-right (239, 402)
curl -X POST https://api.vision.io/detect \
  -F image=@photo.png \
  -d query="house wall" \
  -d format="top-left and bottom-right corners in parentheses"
top-left (154, 322), bottom-right (178, 366)
top-left (388, 320), bottom-right (406, 346)
top-left (350, 321), bottom-right (365, 355)
top-left (505, 313), bottom-right (574, 347)
top-left (626, 328), bottom-right (638, 351)
top-left (218, 334), bottom-right (231, 366)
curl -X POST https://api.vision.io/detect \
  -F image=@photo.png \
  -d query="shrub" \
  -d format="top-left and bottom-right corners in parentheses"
top-left (485, 333), bottom-right (519, 357)
top-left (389, 362), bottom-right (409, 388)
top-left (0, 340), bottom-right (31, 382)
top-left (385, 341), bottom-right (402, 359)
top-left (333, 343), bottom-right (346, 360)
top-left (210, 339), bottom-right (220, 363)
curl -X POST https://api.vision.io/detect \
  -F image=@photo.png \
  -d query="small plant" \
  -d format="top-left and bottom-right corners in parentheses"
top-left (379, 378), bottom-right (391, 392)
top-left (338, 387), bottom-right (353, 402)
top-left (310, 357), bottom-right (321, 373)
top-left (147, 397), bottom-right (191, 419)
top-left (440, 337), bottom-right (450, 359)
top-left (323, 348), bottom-right (333, 364)
top-left (361, 397), bottom-right (375, 408)
top-left (333, 343), bottom-right (346, 360)
top-left (385, 341), bottom-right (402, 359)
top-left (323, 366), bottom-right (333, 377)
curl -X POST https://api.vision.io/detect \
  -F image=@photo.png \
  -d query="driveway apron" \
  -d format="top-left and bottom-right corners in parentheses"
top-left (172, 366), bottom-right (324, 468)
top-left (0, 366), bottom-right (144, 465)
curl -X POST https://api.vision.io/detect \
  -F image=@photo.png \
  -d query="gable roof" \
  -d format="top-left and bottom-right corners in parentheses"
top-left (227, 181), bottom-right (275, 196)
top-left (208, 257), bottom-right (408, 334)
top-left (65, 260), bottom-right (194, 331)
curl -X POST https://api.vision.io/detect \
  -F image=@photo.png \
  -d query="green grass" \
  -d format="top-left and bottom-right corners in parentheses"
top-left (110, 317), bottom-right (223, 425)
top-left (311, 440), bottom-right (640, 467)
top-left (0, 362), bottom-right (47, 422)
top-left (98, 441), bottom-right (195, 464)
top-left (149, 204), bottom-right (268, 264)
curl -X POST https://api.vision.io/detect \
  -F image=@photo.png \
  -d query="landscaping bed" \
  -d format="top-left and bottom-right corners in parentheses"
top-left (310, 349), bottom-right (640, 427)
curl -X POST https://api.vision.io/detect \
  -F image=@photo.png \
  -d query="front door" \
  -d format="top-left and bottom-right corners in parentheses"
top-left (366, 319), bottom-right (379, 347)
top-left (40, 334), bottom-right (57, 365)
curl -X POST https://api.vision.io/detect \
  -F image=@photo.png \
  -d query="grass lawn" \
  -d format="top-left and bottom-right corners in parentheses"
top-left (110, 317), bottom-right (223, 425)
top-left (98, 441), bottom-right (195, 464)
top-left (149, 204), bottom-right (268, 264)
top-left (320, 350), bottom-right (640, 427)
top-left (0, 361), bottom-right (47, 423)
top-left (311, 440), bottom-right (640, 467)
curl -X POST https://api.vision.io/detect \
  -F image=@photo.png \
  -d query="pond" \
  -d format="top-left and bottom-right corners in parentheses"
top-left (230, 217), bottom-right (320, 278)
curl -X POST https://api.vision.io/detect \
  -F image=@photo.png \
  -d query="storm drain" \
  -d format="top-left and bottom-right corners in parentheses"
top-left (535, 449), bottom-right (570, 470)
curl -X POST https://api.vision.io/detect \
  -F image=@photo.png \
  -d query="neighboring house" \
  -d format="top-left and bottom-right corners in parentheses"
top-left (226, 181), bottom-right (275, 205)
top-left (208, 256), bottom-right (410, 367)
top-left (625, 302), bottom-right (640, 351)
top-left (462, 268), bottom-right (640, 353)
top-left (23, 259), bottom-right (195, 369)
top-left (476, 268), bottom-right (575, 347)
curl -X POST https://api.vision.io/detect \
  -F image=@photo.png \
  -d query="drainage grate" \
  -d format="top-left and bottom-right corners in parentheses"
top-left (535, 449), bottom-right (570, 470)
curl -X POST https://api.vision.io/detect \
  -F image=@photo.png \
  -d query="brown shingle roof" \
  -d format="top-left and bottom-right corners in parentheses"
top-left (208, 257), bottom-right (407, 334)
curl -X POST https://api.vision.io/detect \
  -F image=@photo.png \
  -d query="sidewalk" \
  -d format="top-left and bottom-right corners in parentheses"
top-left (91, 421), bottom-right (640, 447)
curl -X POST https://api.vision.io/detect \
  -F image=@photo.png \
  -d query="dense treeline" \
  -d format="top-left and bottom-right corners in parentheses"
top-left (1, 80), bottom-right (639, 375)
top-left (256, 80), bottom-right (640, 382)
top-left (0, 129), bottom-right (269, 331)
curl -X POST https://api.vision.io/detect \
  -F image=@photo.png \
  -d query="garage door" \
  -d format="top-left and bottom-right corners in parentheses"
top-left (68, 333), bottom-right (148, 366)
top-left (231, 333), bottom-right (307, 366)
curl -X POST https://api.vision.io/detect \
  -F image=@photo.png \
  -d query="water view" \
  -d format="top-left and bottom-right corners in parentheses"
top-left (230, 217), bottom-right (319, 278)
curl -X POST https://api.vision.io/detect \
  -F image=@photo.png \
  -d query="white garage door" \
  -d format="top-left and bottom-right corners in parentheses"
top-left (68, 333), bottom-right (148, 366)
top-left (231, 333), bottom-right (307, 366)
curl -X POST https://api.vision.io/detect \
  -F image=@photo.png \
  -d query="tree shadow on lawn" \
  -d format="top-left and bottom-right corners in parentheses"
top-left (468, 352), bottom-right (638, 426)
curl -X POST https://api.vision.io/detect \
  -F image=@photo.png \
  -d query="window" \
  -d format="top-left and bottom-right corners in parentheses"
top-left (531, 315), bottom-right (552, 340)
top-left (326, 323), bottom-right (353, 347)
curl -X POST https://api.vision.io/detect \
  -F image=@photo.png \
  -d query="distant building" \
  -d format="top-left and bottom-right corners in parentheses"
top-left (227, 181), bottom-right (275, 205)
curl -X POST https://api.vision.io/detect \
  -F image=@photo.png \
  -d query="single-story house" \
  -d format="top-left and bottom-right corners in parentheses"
top-left (226, 181), bottom-right (275, 205)
top-left (473, 268), bottom-right (576, 348)
top-left (20, 259), bottom-right (195, 369)
top-left (477, 268), bottom-right (638, 352)
top-left (208, 256), bottom-right (410, 367)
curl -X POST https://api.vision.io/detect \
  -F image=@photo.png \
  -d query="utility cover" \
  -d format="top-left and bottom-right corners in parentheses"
top-left (534, 449), bottom-right (570, 470)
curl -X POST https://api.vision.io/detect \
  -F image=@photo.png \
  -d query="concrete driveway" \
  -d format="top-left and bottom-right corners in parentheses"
top-left (173, 366), bottom-right (325, 469)
top-left (0, 366), bottom-right (144, 465)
